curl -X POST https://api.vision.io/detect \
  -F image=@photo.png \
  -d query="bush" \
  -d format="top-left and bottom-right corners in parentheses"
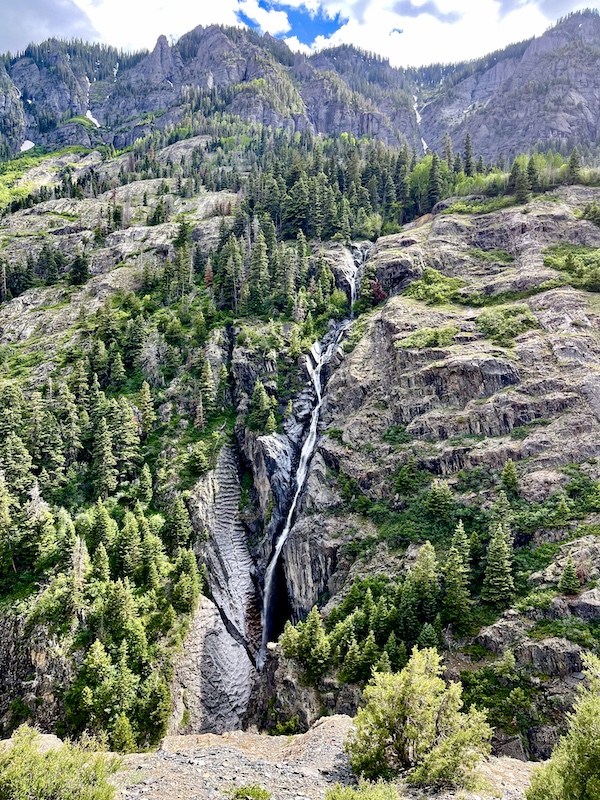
top-left (0, 725), bottom-right (120, 800)
top-left (404, 268), bottom-right (464, 305)
top-left (476, 305), bottom-right (537, 345)
top-left (395, 326), bottom-right (458, 349)
top-left (230, 786), bottom-right (271, 800)
top-left (526, 654), bottom-right (600, 800)
top-left (346, 647), bottom-right (491, 787)
top-left (325, 781), bottom-right (403, 800)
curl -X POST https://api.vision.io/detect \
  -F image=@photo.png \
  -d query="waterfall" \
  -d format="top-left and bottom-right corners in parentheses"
top-left (257, 246), bottom-right (368, 669)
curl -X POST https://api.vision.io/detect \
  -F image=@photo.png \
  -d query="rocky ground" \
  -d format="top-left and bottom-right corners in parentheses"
top-left (115, 716), bottom-right (536, 800)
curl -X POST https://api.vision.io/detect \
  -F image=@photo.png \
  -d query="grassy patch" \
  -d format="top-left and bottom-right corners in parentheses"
top-left (395, 325), bottom-right (459, 349)
top-left (404, 268), bottom-right (465, 305)
top-left (467, 248), bottom-right (514, 264)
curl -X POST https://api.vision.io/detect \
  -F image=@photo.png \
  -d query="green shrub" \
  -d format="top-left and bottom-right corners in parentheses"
top-left (527, 654), bottom-right (600, 800)
top-left (404, 268), bottom-right (464, 305)
top-left (467, 248), bottom-right (514, 263)
top-left (382, 425), bottom-right (412, 446)
top-left (346, 647), bottom-right (491, 787)
top-left (395, 326), bottom-right (458, 349)
top-left (441, 196), bottom-right (516, 215)
top-left (476, 305), bottom-right (537, 345)
top-left (230, 786), bottom-right (271, 800)
top-left (0, 725), bottom-right (120, 800)
top-left (325, 782), bottom-right (404, 800)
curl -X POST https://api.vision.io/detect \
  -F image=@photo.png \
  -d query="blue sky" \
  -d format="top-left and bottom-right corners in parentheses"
top-left (1, 0), bottom-right (599, 66)
top-left (238, 2), bottom-right (348, 46)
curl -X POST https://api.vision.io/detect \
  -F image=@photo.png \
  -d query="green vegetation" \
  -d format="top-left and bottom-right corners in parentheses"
top-left (404, 268), bottom-right (464, 305)
top-left (527, 654), bottom-right (600, 800)
top-left (0, 725), bottom-right (120, 800)
top-left (467, 248), bottom-right (514, 263)
top-left (395, 325), bottom-right (458, 349)
top-left (543, 244), bottom-right (600, 291)
top-left (326, 783), bottom-right (403, 800)
top-left (229, 786), bottom-right (271, 800)
top-left (476, 304), bottom-right (538, 345)
top-left (346, 647), bottom-right (491, 787)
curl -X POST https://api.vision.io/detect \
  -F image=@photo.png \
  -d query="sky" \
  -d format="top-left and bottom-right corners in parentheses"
top-left (1, 0), bottom-right (598, 66)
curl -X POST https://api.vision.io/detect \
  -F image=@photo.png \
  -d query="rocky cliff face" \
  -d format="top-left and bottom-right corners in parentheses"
top-left (3, 11), bottom-right (600, 158)
top-left (420, 11), bottom-right (600, 158)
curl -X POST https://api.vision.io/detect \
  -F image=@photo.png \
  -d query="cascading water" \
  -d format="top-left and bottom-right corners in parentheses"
top-left (257, 247), bottom-right (368, 669)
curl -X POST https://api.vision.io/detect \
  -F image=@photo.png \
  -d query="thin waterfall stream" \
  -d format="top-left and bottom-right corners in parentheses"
top-left (257, 245), bottom-right (371, 669)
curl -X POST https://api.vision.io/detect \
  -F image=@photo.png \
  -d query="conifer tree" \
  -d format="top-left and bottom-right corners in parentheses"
top-left (568, 147), bottom-right (581, 183)
top-left (110, 352), bottom-right (126, 388)
top-left (427, 152), bottom-right (442, 211)
top-left (199, 359), bottom-right (216, 414)
top-left (138, 381), bottom-right (156, 437)
top-left (417, 622), bottom-right (438, 650)
top-left (169, 495), bottom-right (193, 549)
top-left (558, 554), bottom-right (580, 595)
top-left (248, 228), bottom-right (270, 313)
top-left (341, 637), bottom-right (361, 683)
top-left (501, 458), bottom-right (519, 496)
top-left (482, 523), bottom-right (515, 608)
top-left (92, 418), bottom-right (118, 498)
top-left (360, 630), bottom-right (380, 679)
top-left (464, 133), bottom-right (475, 177)
top-left (297, 606), bottom-right (331, 682)
top-left (91, 542), bottom-right (110, 583)
top-left (69, 251), bottom-right (89, 285)
top-left (442, 133), bottom-right (454, 170)
top-left (442, 544), bottom-right (472, 629)
top-left (138, 463), bottom-right (153, 505)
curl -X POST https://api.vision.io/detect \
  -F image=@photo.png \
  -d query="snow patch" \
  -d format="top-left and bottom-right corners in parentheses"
top-left (86, 110), bottom-right (101, 128)
top-left (20, 140), bottom-right (35, 152)
top-left (166, 79), bottom-right (173, 88)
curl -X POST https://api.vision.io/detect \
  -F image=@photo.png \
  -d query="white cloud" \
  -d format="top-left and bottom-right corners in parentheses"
top-left (70, 0), bottom-right (600, 63)
top-left (238, 0), bottom-right (291, 33)
top-left (284, 35), bottom-right (313, 53)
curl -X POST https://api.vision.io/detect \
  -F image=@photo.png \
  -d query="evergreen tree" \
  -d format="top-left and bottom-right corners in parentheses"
top-left (199, 359), bottom-right (216, 415)
top-left (515, 167), bottom-right (531, 204)
top-left (248, 228), bottom-right (270, 313)
top-left (69, 252), bottom-right (90, 285)
top-left (169, 495), bottom-right (193, 549)
top-left (558, 554), bottom-right (580, 595)
top-left (341, 637), bottom-right (361, 683)
top-left (442, 133), bottom-right (454, 170)
top-left (138, 381), bottom-right (156, 436)
top-left (417, 622), bottom-right (438, 650)
top-left (297, 606), bottom-right (331, 682)
top-left (482, 523), bottom-right (515, 608)
top-left (464, 133), bottom-right (475, 177)
top-left (442, 544), bottom-right (472, 629)
top-left (91, 418), bottom-right (118, 499)
top-left (427, 152), bottom-right (442, 211)
top-left (501, 458), bottom-right (519, 496)
top-left (138, 463), bottom-right (153, 505)
top-left (567, 147), bottom-right (582, 183)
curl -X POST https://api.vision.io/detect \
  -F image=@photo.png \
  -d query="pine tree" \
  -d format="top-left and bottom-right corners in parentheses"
top-left (442, 133), bottom-right (454, 170)
top-left (427, 152), bottom-right (442, 211)
top-left (0, 432), bottom-right (34, 497)
top-left (417, 622), bottom-right (438, 650)
top-left (425, 480), bottom-right (453, 520)
top-left (482, 523), bottom-right (515, 608)
top-left (501, 458), bottom-right (519, 496)
top-left (442, 544), bottom-right (472, 629)
top-left (558, 554), bottom-right (580, 595)
top-left (92, 418), bottom-right (118, 498)
top-left (116, 511), bottom-right (141, 579)
top-left (248, 228), bottom-right (270, 314)
top-left (69, 251), bottom-right (89, 285)
top-left (515, 167), bottom-right (531, 204)
top-left (199, 359), bottom-right (216, 415)
top-left (341, 637), bottom-right (361, 683)
top-left (568, 147), bottom-right (582, 183)
top-left (138, 463), bottom-right (153, 505)
top-left (110, 352), bottom-right (126, 388)
top-left (111, 712), bottom-right (136, 753)
top-left (360, 630), bottom-right (380, 680)
top-left (297, 606), bottom-right (331, 682)
top-left (91, 542), bottom-right (110, 583)
top-left (169, 495), bottom-right (193, 549)
top-left (138, 381), bottom-right (156, 436)
top-left (464, 133), bottom-right (475, 177)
